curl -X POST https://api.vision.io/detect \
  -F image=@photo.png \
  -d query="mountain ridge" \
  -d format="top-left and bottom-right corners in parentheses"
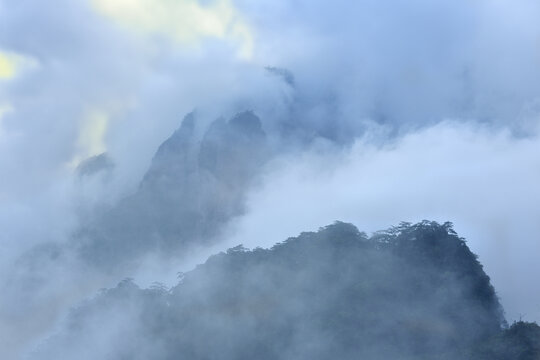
top-left (33, 221), bottom-right (539, 360)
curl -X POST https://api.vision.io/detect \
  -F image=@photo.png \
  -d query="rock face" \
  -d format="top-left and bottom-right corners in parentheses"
top-left (73, 107), bottom-right (360, 270)
top-left (34, 221), bottom-right (533, 360)
top-left (76, 111), bottom-right (270, 268)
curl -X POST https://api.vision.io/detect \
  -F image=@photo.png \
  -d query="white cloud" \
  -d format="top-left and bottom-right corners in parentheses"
top-left (1, 0), bottom-right (540, 356)
top-left (92, 0), bottom-right (254, 59)
top-left (226, 119), bottom-right (540, 322)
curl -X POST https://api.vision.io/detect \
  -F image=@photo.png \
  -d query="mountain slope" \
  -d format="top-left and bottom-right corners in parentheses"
top-left (76, 111), bottom-right (270, 268)
top-left (32, 221), bottom-right (532, 360)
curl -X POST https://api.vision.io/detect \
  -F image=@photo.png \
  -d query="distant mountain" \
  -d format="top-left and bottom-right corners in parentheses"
top-left (74, 105), bottom-right (362, 269)
top-left (33, 221), bottom-right (538, 360)
top-left (76, 111), bottom-right (270, 268)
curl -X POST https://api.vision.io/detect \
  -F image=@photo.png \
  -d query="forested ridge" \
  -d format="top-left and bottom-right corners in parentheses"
top-left (33, 221), bottom-right (540, 359)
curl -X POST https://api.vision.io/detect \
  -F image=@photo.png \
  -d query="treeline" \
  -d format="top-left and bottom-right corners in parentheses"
top-left (33, 221), bottom-right (539, 359)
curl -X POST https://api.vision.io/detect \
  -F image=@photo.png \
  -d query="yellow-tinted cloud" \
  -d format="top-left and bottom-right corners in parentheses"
top-left (0, 52), bottom-right (17, 79)
top-left (92, 0), bottom-right (254, 59)
top-left (70, 110), bottom-right (109, 167)
top-left (0, 50), bottom-right (38, 80)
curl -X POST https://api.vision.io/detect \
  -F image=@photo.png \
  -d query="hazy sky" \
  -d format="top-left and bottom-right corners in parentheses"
top-left (1, 0), bottom-right (540, 357)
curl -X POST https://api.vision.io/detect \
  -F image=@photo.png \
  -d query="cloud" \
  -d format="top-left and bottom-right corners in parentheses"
top-left (0, 2), bottom-right (286, 355)
top-left (0, 49), bottom-right (38, 80)
top-left (224, 118), bottom-right (540, 323)
top-left (237, 0), bottom-right (540, 131)
top-left (0, 0), bottom-right (540, 357)
top-left (0, 51), bottom-right (16, 79)
top-left (70, 109), bottom-right (109, 167)
top-left (0, 103), bottom-right (13, 139)
top-left (92, 0), bottom-right (254, 59)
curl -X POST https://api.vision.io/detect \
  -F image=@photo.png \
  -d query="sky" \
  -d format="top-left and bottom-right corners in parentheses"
top-left (1, 0), bottom-right (540, 358)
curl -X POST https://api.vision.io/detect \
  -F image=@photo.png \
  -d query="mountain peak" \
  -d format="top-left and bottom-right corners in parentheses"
top-left (229, 110), bottom-right (265, 136)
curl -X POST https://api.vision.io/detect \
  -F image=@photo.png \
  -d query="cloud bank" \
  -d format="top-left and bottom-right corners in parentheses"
top-left (0, 0), bottom-right (539, 358)
top-left (225, 119), bottom-right (540, 322)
